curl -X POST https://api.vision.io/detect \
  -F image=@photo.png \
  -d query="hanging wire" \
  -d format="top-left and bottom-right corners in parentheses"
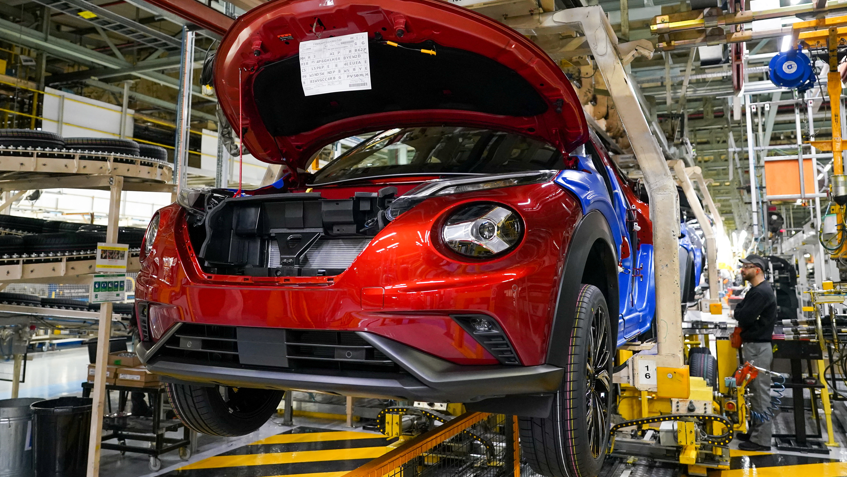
top-left (750, 374), bottom-right (786, 424)
top-left (236, 68), bottom-right (244, 198)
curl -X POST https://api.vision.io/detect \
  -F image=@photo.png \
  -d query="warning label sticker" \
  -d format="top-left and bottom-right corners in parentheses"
top-left (300, 32), bottom-right (371, 97)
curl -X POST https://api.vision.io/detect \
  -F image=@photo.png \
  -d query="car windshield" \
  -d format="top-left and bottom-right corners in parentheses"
top-left (310, 126), bottom-right (562, 185)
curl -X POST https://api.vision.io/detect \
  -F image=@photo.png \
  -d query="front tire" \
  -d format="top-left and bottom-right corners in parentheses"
top-left (520, 284), bottom-right (614, 477)
top-left (166, 383), bottom-right (283, 437)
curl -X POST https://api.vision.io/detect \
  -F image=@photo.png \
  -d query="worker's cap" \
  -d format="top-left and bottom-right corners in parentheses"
top-left (740, 254), bottom-right (767, 272)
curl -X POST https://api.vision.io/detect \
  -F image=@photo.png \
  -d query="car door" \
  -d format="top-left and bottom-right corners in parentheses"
top-left (589, 136), bottom-right (655, 339)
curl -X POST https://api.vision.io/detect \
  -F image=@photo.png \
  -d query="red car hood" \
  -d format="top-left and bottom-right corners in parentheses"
top-left (214, 0), bottom-right (587, 168)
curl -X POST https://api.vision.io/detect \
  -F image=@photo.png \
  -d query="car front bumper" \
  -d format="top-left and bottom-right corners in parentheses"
top-left (137, 324), bottom-right (563, 404)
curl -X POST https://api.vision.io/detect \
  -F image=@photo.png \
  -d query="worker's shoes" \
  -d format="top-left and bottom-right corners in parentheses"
top-left (738, 441), bottom-right (771, 452)
top-left (735, 432), bottom-right (750, 441)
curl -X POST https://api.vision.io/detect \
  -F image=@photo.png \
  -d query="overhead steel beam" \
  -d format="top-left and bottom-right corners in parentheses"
top-left (0, 18), bottom-right (208, 99)
top-left (0, 16), bottom-right (122, 69)
top-left (128, 0), bottom-right (234, 38)
top-left (30, 0), bottom-right (188, 52)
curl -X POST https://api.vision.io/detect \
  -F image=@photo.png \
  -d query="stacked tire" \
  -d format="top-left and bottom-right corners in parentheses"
top-left (0, 129), bottom-right (168, 163)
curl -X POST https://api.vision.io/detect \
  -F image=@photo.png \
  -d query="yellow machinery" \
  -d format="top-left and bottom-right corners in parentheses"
top-left (609, 339), bottom-right (749, 475)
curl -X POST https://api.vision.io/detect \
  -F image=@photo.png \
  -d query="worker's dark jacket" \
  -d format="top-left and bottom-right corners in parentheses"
top-left (734, 280), bottom-right (777, 343)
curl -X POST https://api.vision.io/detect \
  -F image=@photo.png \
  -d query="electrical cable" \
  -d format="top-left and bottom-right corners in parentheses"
top-left (236, 68), bottom-right (244, 198)
top-left (750, 374), bottom-right (786, 424)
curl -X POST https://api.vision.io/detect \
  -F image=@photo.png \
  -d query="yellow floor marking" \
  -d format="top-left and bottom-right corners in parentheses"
top-left (712, 462), bottom-right (847, 477)
top-left (252, 431), bottom-right (383, 446)
top-left (179, 447), bottom-right (392, 470)
top-left (266, 473), bottom-right (350, 477)
top-left (729, 449), bottom-right (772, 457)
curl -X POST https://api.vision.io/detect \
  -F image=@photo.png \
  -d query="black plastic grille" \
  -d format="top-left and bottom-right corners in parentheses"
top-left (452, 314), bottom-right (521, 365)
top-left (137, 302), bottom-right (150, 341)
top-left (163, 324), bottom-right (239, 366)
top-left (157, 324), bottom-right (402, 373)
top-left (286, 330), bottom-right (396, 371)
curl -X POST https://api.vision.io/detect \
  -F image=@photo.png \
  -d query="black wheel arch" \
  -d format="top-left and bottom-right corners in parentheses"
top-left (546, 210), bottom-right (619, 368)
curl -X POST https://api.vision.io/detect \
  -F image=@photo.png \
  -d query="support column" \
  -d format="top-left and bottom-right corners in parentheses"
top-left (86, 176), bottom-right (123, 477)
top-left (174, 26), bottom-right (196, 193)
top-left (673, 161), bottom-right (719, 305)
top-left (119, 81), bottom-right (131, 139)
top-left (10, 352), bottom-right (22, 398)
top-left (56, 95), bottom-right (65, 135)
top-left (557, 7), bottom-right (682, 368)
top-left (745, 95), bottom-right (760, 237)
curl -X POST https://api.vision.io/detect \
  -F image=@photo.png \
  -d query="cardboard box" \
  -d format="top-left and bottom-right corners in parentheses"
top-left (108, 352), bottom-right (141, 368)
top-left (115, 367), bottom-right (159, 388)
top-left (86, 364), bottom-right (118, 384)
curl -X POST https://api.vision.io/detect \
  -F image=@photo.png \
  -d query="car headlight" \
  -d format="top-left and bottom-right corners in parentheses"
top-left (442, 204), bottom-right (523, 258)
top-left (141, 213), bottom-right (160, 261)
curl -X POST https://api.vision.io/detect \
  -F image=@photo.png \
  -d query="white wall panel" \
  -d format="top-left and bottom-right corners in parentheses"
top-left (41, 87), bottom-right (133, 139)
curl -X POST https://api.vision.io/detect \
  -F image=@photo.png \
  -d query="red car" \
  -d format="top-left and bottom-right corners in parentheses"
top-left (135, 0), bottom-right (656, 475)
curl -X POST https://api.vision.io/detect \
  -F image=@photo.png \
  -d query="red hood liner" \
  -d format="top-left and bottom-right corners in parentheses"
top-left (214, 0), bottom-right (587, 167)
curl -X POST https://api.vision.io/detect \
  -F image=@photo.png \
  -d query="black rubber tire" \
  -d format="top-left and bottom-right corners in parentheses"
top-left (42, 221), bottom-right (66, 233)
top-left (519, 284), bottom-right (613, 477)
top-left (690, 349), bottom-right (718, 388)
top-left (166, 383), bottom-right (284, 437)
top-left (77, 225), bottom-right (145, 247)
top-left (689, 347), bottom-right (711, 356)
top-left (113, 303), bottom-right (134, 316)
top-left (0, 215), bottom-right (46, 234)
top-left (119, 228), bottom-right (145, 248)
top-left (59, 222), bottom-right (84, 232)
top-left (0, 129), bottom-right (65, 149)
top-left (0, 292), bottom-right (41, 306)
top-left (23, 232), bottom-right (105, 254)
top-left (0, 235), bottom-right (24, 255)
top-left (77, 224), bottom-right (106, 233)
top-left (64, 138), bottom-right (140, 156)
top-left (138, 144), bottom-right (168, 161)
top-left (40, 298), bottom-right (88, 310)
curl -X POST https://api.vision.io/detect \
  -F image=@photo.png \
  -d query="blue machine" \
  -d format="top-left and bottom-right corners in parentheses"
top-left (769, 48), bottom-right (816, 91)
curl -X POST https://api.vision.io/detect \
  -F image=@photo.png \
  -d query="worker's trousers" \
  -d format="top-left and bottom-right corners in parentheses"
top-left (742, 341), bottom-right (774, 447)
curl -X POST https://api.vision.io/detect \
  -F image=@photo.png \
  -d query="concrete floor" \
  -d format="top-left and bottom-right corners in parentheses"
top-left (9, 345), bottom-right (847, 477)
top-left (0, 346), bottom-right (375, 477)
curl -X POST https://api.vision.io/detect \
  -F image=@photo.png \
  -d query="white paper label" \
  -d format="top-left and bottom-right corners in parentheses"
top-left (120, 374), bottom-right (141, 381)
top-left (639, 359), bottom-right (657, 386)
top-left (300, 32), bottom-right (371, 97)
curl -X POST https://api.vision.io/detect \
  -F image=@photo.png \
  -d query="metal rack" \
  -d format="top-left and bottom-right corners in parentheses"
top-left (0, 147), bottom-right (173, 188)
top-left (81, 382), bottom-right (193, 471)
top-left (0, 251), bottom-right (140, 284)
top-left (0, 148), bottom-right (174, 475)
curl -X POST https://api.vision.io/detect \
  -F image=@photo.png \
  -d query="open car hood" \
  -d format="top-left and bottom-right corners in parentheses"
top-left (214, 0), bottom-right (588, 168)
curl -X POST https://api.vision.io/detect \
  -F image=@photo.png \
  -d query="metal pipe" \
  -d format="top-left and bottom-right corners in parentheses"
top-left (558, 7), bottom-right (683, 367)
top-left (746, 94), bottom-right (760, 237)
top-left (56, 95), bottom-right (64, 136)
top-left (174, 26), bottom-right (195, 193)
top-left (809, 93), bottom-right (827, 286)
top-left (794, 93), bottom-right (806, 199)
top-left (119, 81), bottom-right (130, 139)
top-left (673, 161), bottom-right (719, 304)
